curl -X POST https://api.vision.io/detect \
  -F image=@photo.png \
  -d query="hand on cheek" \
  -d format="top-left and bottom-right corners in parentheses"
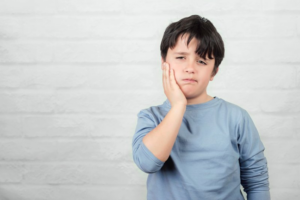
top-left (162, 62), bottom-right (187, 107)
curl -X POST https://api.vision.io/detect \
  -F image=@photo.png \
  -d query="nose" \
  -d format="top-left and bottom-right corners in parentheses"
top-left (184, 61), bottom-right (196, 74)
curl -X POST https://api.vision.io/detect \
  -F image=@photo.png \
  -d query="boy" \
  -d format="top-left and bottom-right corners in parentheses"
top-left (132, 15), bottom-right (270, 200)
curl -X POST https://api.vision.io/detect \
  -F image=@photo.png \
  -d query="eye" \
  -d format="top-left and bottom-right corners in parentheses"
top-left (176, 57), bottom-right (185, 60)
top-left (198, 60), bottom-right (207, 65)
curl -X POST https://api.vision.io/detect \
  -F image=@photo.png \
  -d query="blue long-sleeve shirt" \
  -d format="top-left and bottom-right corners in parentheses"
top-left (132, 96), bottom-right (270, 200)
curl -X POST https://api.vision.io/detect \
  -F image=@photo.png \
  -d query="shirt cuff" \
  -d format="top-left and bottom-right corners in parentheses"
top-left (247, 191), bottom-right (271, 200)
top-left (140, 141), bottom-right (165, 170)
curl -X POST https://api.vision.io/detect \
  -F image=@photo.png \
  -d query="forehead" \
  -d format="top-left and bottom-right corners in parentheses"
top-left (169, 34), bottom-right (214, 60)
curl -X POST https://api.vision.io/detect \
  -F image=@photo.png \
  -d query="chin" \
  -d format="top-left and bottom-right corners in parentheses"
top-left (182, 88), bottom-right (203, 97)
top-left (182, 91), bottom-right (197, 98)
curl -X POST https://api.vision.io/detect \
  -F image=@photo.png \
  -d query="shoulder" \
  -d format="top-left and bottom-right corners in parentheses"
top-left (219, 98), bottom-right (246, 113)
top-left (137, 101), bottom-right (168, 119)
top-left (218, 98), bottom-right (249, 123)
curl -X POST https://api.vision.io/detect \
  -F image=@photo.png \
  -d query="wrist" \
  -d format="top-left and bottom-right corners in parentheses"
top-left (171, 103), bottom-right (186, 111)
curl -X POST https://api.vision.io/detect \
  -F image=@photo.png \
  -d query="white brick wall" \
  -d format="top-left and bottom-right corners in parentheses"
top-left (0, 0), bottom-right (299, 199)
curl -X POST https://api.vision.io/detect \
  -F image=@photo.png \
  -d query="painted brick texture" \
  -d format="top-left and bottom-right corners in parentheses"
top-left (0, 0), bottom-right (299, 199)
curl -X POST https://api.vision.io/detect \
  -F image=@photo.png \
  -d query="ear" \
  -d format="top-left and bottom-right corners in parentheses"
top-left (161, 57), bottom-right (164, 70)
top-left (210, 67), bottom-right (219, 81)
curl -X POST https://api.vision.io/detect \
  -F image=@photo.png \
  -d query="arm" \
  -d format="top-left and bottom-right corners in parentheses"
top-left (132, 62), bottom-right (187, 173)
top-left (146, 62), bottom-right (187, 162)
top-left (132, 105), bottom-right (185, 173)
top-left (237, 109), bottom-right (270, 200)
top-left (143, 104), bottom-right (185, 162)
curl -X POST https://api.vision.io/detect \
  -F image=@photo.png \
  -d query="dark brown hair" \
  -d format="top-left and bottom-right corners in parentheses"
top-left (160, 15), bottom-right (225, 77)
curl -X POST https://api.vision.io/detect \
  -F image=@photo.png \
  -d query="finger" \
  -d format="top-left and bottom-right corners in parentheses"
top-left (169, 67), bottom-right (174, 80)
top-left (165, 63), bottom-right (170, 89)
top-left (162, 63), bottom-right (167, 92)
top-left (169, 67), bottom-right (175, 86)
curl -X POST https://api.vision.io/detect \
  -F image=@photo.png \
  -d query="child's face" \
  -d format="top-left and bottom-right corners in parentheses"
top-left (161, 34), bottom-right (218, 102)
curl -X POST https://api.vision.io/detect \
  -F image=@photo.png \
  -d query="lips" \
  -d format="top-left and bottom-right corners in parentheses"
top-left (183, 79), bottom-right (197, 82)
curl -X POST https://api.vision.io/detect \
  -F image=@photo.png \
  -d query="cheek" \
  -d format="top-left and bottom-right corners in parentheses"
top-left (168, 62), bottom-right (180, 71)
top-left (165, 60), bottom-right (180, 79)
top-left (172, 69), bottom-right (180, 81)
top-left (166, 62), bottom-right (178, 73)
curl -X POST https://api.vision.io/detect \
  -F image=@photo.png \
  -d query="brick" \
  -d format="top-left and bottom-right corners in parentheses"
top-left (0, 115), bottom-right (23, 137)
top-left (0, 185), bottom-right (147, 200)
top-left (0, 64), bottom-right (159, 90)
top-left (0, 0), bottom-right (56, 14)
top-left (22, 163), bottom-right (146, 185)
top-left (88, 115), bottom-right (138, 138)
top-left (259, 91), bottom-right (300, 113)
top-left (296, 15), bottom-right (300, 38)
top-left (216, 15), bottom-right (296, 39)
top-left (52, 91), bottom-right (163, 114)
top-left (0, 164), bottom-right (23, 183)
top-left (226, 40), bottom-right (300, 64)
top-left (0, 42), bottom-right (42, 63)
top-left (0, 0), bottom-right (122, 14)
top-left (269, 164), bottom-right (300, 189)
top-left (253, 114), bottom-right (300, 140)
top-left (270, 189), bottom-right (300, 200)
top-left (0, 91), bottom-right (148, 114)
top-left (21, 114), bottom-right (136, 138)
top-left (0, 66), bottom-right (24, 88)
top-left (52, 40), bottom-right (156, 63)
top-left (211, 64), bottom-right (297, 90)
top-left (262, 0), bottom-right (300, 11)
top-left (264, 141), bottom-right (300, 164)
top-left (57, 0), bottom-right (122, 14)
top-left (0, 16), bottom-right (158, 40)
top-left (0, 41), bottom-right (127, 63)
top-left (0, 92), bottom-right (56, 113)
top-left (297, 67), bottom-right (300, 88)
top-left (0, 139), bottom-right (133, 161)
top-left (122, 0), bottom-right (264, 14)
top-left (0, 65), bottom-right (87, 89)
top-left (22, 115), bottom-right (88, 137)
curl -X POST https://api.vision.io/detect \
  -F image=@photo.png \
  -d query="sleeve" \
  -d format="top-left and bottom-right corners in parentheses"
top-left (132, 109), bottom-right (165, 173)
top-left (237, 109), bottom-right (271, 200)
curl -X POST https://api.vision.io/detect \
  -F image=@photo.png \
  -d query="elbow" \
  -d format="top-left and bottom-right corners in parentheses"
top-left (132, 143), bottom-right (164, 174)
top-left (133, 156), bottom-right (162, 174)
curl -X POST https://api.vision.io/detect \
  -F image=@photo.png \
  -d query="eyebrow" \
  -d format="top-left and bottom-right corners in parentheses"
top-left (173, 52), bottom-right (211, 61)
top-left (174, 52), bottom-right (190, 55)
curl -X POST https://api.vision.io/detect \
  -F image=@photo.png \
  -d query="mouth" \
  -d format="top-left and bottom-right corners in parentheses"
top-left (183, 79), bottom-right (197, 83)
